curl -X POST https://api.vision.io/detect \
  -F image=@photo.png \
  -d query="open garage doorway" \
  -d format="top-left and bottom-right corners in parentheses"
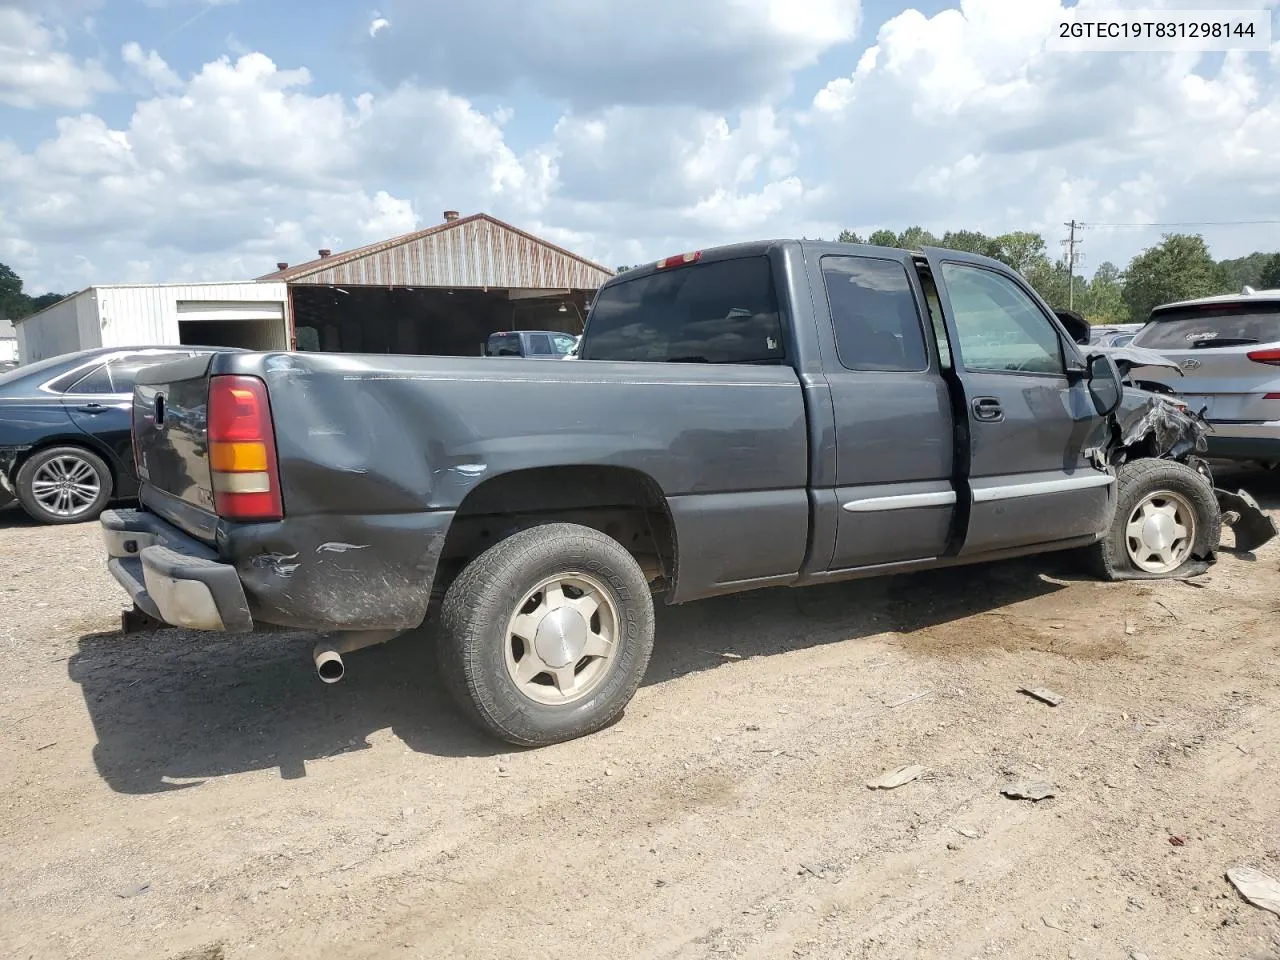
top-left (289, 285), bottom-right (589, 356)
top-left (176, 300), bottom-right (289, 351)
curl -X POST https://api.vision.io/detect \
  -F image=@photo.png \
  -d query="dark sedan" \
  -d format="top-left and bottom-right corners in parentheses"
top-left (0, 346), bottom-right (235, 524)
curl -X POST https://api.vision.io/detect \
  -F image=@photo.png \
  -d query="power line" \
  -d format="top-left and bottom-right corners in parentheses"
top-left (1082, 218), bottom-right (1280, 228)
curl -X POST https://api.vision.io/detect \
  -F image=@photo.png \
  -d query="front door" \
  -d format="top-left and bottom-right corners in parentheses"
top-left (922, 250), bottom-right (1113, 556)
top-left (815, 250), bottom-right (958, 571)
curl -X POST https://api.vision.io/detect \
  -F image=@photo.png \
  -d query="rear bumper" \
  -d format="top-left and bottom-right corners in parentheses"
top-left (1204, 420), bottom-right (1280, 462)
top-left (102, 508), bottom-right (254, 632)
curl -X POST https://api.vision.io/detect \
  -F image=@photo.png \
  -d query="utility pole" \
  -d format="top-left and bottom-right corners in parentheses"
top-left (1062, 219), bottom-right (1083, 309)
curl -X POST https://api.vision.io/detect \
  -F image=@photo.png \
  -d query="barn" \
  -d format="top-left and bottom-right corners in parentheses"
top-left (259, 211), bottom-right (614, 356)
top-left (13, 212), bottom-right (613, 363)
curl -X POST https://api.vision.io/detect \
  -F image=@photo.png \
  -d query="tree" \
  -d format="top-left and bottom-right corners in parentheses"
top-left (1122, 234), bottom-right (1228, 321)
top-left (896, 226), bottom-right (938, 250)
top-left (991, 232), bottom-right (1049, 275)
top-left (836, 229), bottom-right (863, 244)
top-left (1218, 251), bottom-right (1275, 291)
top-left (0, 263), bottom-right (21, 319)
top-left (1259, 253), bottom-right (1280, 289)
top-left (0, 262), bottom-right (66, 320)
top-left (1084, 261), bottom-right (1128, 324)
top-left (939, 229), bottom-right (999, 258)
top-left (868, 229), bottom-right (898, 247)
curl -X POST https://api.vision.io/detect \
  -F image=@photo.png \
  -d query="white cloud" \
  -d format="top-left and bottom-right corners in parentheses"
top-left (0, 51), bottom-right (556, 290)
top-left (801, 0), bottom-right (1280, 267)
top-left (122, 42), bottom-right (183, 92)
top-left (3, 1), bottom-right (1280, 292)
top-left (0, 6), bottom-right (115, 108)
top-left (369, 16), bottom-right (390, 38)
top-left (363, 0), bottom-right (861, 110)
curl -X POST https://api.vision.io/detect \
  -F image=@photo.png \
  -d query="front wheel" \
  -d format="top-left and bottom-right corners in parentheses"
top-left (1086, 459), bottom-right (1220, 580)
top-left (436, 522), bottom-right (655, 746)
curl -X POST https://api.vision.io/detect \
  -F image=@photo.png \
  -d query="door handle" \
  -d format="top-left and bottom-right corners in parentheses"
top-left (971, 397), bottom-right (1004, 422)
top-left (76, 403), bottom-right (107, 413)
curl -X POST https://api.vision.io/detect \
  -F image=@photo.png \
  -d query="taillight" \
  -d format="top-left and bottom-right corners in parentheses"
top-left (208, 375), bottom-right (282, 521)
top-left (656, 251), bottom-right (702, 270)
top-left (1247, 348), bottom-right (1280, 366)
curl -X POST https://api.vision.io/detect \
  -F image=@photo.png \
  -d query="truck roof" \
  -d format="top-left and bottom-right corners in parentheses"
top-left (602, 239), bottom-right (1015, 287)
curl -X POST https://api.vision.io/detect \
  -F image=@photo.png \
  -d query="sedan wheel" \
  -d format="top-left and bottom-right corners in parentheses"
top-left (15, 445), bottom-right (114, 525)
top-left (32, 454), bottom-right (103, 519)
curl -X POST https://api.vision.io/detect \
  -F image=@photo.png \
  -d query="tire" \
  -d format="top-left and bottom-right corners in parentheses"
top-left (437, 522), bottom-right (655, 746)
top-left (15, 445), bottom-right (114, 525)
top-left (1086, 458), bottom-right (1220, 581)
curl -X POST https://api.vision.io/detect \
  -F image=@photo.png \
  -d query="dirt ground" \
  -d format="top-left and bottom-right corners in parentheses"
top-left (3, 472), bottom-right (1280, 960)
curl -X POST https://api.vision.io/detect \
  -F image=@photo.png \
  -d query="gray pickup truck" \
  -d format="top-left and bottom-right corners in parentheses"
top-left (101, 241), bottom-right (1251, 746)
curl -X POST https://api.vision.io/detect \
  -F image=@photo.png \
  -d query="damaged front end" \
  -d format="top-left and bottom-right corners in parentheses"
top-left (1099, 345), bottom-right (1278, 563)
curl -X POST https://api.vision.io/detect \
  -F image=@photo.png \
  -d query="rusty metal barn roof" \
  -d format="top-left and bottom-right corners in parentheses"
top-left (257, 214), bottom-right (614, 289)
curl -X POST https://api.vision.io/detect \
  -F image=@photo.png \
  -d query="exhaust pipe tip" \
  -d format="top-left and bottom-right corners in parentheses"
top-left (314, 646), bottom-right (345, 683)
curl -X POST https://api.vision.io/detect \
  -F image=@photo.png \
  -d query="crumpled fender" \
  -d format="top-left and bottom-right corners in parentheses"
top-left (1102, 387), bottom-right (1278, 563)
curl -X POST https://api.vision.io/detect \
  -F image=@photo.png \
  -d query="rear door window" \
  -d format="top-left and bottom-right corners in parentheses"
top-left (64, 364), bottom-right (114, 395)
top-left (583, 256), bottom-right (784, 363)
top-left (1133, 304), bottom-right (1280, 349)
top-left (822, 255), bottom-right (929, 371)
top-left (486, 334), bottom-right (522, 356)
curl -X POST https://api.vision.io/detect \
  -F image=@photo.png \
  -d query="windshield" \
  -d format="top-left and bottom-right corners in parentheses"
top-left (1134, 303), bottom-right (1280, 350)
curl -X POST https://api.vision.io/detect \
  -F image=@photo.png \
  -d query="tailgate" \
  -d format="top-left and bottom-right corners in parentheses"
top-left (132, 353), bottom-right (218, 534)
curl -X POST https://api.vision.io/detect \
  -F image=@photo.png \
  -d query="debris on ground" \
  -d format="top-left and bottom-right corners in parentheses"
top-left (116, 883), bottom-right (151, 899)
top-left (1226, 866), bottom-right (1280, 917)
top-left (1216, 489), bottom-right (1279, 553)
top-left (1169, 835), bottom-right (1186, 847)
top-left (1019, 687), bottom-right (1064, 707)
top-left (867, 765), bottom-right (925, 790)
top-left (1001, 780), bottom-right (1057, 802)
top-left (887, 691), bottom-right (931, 708)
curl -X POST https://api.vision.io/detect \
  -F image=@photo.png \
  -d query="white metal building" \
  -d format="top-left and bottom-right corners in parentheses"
top-left (14, 282), bottom-right (290, 363)
top-left (0, 316), bottom-right (16, 363)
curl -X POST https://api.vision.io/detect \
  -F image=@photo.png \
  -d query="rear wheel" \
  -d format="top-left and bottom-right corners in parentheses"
top-left (436, 522), bottom-right (655, 746)
top-left (1086, 459), bottom-right (1219, 580)
top-left (15, 445), bottom-right (113, 525)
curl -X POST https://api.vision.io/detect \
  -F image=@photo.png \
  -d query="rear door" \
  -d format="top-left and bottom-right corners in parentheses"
top-left (812, 250), bottom-right (958, 570)
top-left (922, 249), bottom-right (1113, 556)
top-left (1128, 300), bottom-right (1280, 423)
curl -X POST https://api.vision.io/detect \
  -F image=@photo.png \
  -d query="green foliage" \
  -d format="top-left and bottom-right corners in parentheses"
top-left (832, 224), bottom-right (1280, 326)
top-left (0, 262), bottom-right (66, 321)
top-left (836, 229), bottom-right (863, 244)
top-left (1121, 234), bottom-right (1228, 322)
top-left (1219, 251), bottom-right (1275, 290)
top-left (1259, 254), bottom-right (1280, 289)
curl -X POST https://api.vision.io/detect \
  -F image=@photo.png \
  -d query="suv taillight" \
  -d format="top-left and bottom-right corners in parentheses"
top-left (208, 375), bottom-right (283, 521)
top-left (1247, 348), bottom-right (1280, 366)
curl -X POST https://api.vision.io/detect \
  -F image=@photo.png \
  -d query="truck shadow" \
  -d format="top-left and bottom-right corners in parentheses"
top-left (69, 554), bottom-right (1078, 795)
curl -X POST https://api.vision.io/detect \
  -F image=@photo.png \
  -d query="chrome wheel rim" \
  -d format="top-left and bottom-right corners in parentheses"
top-left (1125, 490), bottom-right (1196, 574)
top-left (504, 572), bottom-right (619, 706)
top-left (31, 454), bottom-right (101, 518)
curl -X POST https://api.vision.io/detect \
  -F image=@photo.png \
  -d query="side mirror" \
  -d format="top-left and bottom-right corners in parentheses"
top-left (1055, 309), bottom-right (1092, 346)
top-left (1087, 353), bottom-right (1123, 417)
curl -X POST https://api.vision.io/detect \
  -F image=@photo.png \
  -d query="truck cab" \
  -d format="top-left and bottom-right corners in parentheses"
top-left (483, 330), bottom-right (580, 359)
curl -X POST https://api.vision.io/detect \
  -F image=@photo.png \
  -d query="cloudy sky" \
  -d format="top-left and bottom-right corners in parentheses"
top-left (1, 0), bottom-right (1278, 294)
